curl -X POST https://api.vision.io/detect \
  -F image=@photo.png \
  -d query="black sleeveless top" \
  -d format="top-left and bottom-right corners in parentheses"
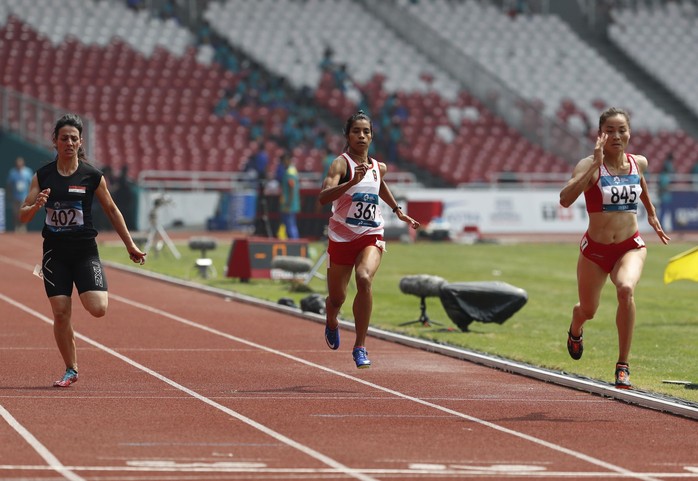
top-left (37, 160), bottom-right (103, 245)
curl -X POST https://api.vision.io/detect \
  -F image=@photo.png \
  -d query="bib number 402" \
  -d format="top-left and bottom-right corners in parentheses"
top-left (50, 209), bottom-right (78, 226)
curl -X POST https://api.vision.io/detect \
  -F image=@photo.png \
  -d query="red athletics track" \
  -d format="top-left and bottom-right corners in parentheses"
top-left (1, 232), bottom-right (697, 481)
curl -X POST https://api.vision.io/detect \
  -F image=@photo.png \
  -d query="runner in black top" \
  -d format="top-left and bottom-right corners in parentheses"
top-left (19, 114), bottom-right (146, 387)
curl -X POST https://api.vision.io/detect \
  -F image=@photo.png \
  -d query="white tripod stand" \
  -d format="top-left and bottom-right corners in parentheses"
top-left (303, 251), bottom-right (327, 286)
top-left (304, 228), bottom-right (329, 286)
top-left (144, 195), bottom-right (181, 259)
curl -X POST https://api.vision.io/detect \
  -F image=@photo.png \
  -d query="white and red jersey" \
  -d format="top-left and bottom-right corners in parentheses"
top-left (584, 153), bottom-right (642, 214)
top-left (328, 153), bottom-right (384, 242)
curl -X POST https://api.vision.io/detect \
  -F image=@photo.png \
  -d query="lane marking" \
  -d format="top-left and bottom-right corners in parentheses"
top-left (0, 260), bottom-right (673, 481)
top-left (0, 289), bottom-right (665, 481)
top-left (109, 292), bottom-right (663, 481)
top-left (0, 293), bottom-right (378, 481)
top-left (3, 254), bottom-right (697, 420)
top-left (0, 463), bottom-right (697, 478)
top-left (0, 253), bottom-right (35, 271)
top-left (0, 405), bottom-right (86, 481)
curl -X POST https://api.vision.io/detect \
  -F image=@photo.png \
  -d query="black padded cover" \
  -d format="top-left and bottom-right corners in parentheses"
top-left (439, 281), bottom-right (528, 331)
top-left (300, 293), bottom-right (326, 315)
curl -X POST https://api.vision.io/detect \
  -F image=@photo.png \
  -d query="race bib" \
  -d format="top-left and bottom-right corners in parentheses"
top-left (600, 175), bottom-right (641, 212)
top-left (45, 200), bottom-right (85, 232)
top-left (346, 192), bottom-right (380, 228)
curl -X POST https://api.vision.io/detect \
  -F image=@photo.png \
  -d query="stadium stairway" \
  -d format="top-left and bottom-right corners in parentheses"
top-left (550, 0), bottom-right (698, 143)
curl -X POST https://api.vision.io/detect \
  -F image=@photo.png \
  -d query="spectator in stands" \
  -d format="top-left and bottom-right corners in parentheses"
top-left (245, 140), bottom-right (273, 237)
top-left (18, 114), bottom-right (146, 388)
top-left (279, 152), bottom-right (300, 239)
top-left (93, 165), bottom-right (113, 231)
top-left (282, 116), bottom-right (303, 149)
top-left (559, 107), bottom-right (670, 389)
top-left (244, 140), bottom-right (269, 183)
top-left (214, 88), bottom-right (236, 117)
top-left (126, 0), bottom-right (144, 11)
top-left (315, 147), bottom-right (337, 215)
top-left (506, 0), bottom-right (529, 17)
top-left (6, 156), bottom-right (33, 232)
top-left (319, 111), bottom-right (420, 369)
top-left (321, 146), bottom-right (335, 180)
top-left (319, 48), bottom-right (352, 93)
top-left (662, 152), bottom-right (675, 174)
top-left (333, 63), bottom-right (351, 93)
top-left (319, 46), bottom-right (335, 73)
top-left (159, 0), bottom-right (179, 24)
top-left (113, 165), bottom-right (136, 230)
top-left (385, 117), bottom-right (403, 164)
top-left (691, 161), bottom-right (698, 187)
top-left (249, 121), bottom-right (264, 142)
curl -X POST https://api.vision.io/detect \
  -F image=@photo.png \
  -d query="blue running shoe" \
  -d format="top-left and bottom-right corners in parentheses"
top-left (53, 368), bottom-right (78, 387)
top-left (352, 347), bottom-right (371, 369)
top-left (325, 324), bottom-right (340, 350)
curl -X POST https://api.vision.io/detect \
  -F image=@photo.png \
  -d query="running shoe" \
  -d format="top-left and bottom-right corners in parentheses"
top-left (615, 363), bottom-right (631, 389)
top-left (567, 329), bottom-right (583, 360)
top-left (53, 368), bottom-right (78, 388)
top-left (352, 347), bottom-right (371, 369)
top-left (325, 324), bottom-right (340, 350)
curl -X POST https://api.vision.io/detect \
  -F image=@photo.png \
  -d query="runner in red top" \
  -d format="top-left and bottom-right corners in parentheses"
top-left (559, 107), bottom-right (670, 388)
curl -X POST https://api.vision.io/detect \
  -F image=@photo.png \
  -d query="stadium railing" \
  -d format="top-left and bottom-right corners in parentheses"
top-left (0, 86), bottom-right (96, 159)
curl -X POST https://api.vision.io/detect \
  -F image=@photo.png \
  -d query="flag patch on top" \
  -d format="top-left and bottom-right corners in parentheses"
top-left (68, 185), bottom-right (86, 194)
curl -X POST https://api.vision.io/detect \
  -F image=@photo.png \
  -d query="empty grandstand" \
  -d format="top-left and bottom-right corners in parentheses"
top-left (2, 0), bottom-right (698, 233)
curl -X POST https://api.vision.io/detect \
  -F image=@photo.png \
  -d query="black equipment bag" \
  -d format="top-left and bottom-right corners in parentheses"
top-left (439, 281), bottom-right (527, 331)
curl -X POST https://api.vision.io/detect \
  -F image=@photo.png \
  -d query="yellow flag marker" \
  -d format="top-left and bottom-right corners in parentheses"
top-left (664, 246), bottom-right (698, 284)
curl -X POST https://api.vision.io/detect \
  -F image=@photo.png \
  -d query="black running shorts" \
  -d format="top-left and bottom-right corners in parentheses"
top-left (41, 242), bottom-right (108, 297)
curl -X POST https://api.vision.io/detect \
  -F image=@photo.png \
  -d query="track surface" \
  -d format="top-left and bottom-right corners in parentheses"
top-left (1, 233), bottom-right (697, 481)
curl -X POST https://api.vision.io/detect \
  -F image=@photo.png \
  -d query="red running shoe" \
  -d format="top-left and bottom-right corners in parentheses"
top-left (53, 368), bottom-right (78, 387)
top-left (615, 363), bottom-right (631, 389)
top-left (567, 330), bottom-right (583, 360)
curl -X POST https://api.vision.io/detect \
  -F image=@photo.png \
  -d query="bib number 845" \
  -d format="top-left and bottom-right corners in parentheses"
top-left (610, 185), bottom-right (637, 204)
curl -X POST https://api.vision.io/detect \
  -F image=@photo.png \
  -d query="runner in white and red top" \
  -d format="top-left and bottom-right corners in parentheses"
top-left (559, 107), bottom-right (670, 389)
top-left (318, 111), bottom-right (419, 369)
top-left (327, 152), bottom-right (385, 242)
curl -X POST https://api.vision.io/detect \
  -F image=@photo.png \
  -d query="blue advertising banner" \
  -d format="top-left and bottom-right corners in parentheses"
top-left (668, 191), bottom-right (698, 231)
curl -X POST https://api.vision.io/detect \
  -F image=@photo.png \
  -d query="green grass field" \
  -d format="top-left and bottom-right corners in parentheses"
top-left (99, 237), bottom-right (698, 403)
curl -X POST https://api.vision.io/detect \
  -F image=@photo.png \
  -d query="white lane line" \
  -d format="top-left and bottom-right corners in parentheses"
top-left (0, 266), bottom-right (663, 481)
top-left (0, 293), bottom-right (378, 481)
top-left (0, 463), bottom-right (697, 478)
top-left (110, 293), bottom-right (663, 481)
top-left (0, 253), bottom-right (36, 271)
top-left (0, 405), bottom-right (86, 481)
